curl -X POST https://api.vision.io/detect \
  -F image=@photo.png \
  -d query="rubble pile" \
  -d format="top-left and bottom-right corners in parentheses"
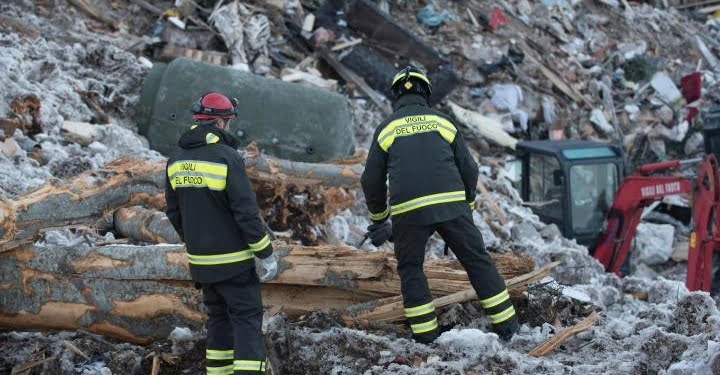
top-left (1, 0), bottom-right (720, 374)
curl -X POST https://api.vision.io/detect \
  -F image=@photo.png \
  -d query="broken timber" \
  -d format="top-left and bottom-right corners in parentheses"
top-left (0, 155), bottom-right (362, 251)
top-left (0, 243), bottom-right (534, 343)
top-left (529, 311), bottom-right (599, 357)
top-left (344, 261), bottom-right (560, 325)
top-left (114, 206), bottom-right (182, 244)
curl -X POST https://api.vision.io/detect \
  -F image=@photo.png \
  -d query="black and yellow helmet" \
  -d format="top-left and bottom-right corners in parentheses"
top-left (390, 66), bottom-right (432, 99)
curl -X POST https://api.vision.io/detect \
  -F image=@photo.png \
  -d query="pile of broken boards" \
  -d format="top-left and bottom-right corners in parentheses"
top-left (135, 0), bottom-right (720, 162)
top-left (22, 0), bottom-right (720, 162)
top-left (399, 0), bottom-right (720, 168)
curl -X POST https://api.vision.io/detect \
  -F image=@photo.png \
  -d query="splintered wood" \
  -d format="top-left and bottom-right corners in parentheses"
top-left (0, 155), bottom-right (361, 250)
top-left (0, 156), bottom-right (547, 344)
top-left (345, 261), bottom-right (560, 325)
top-left (0, 157), bottom-right (166, 252)
top-left (0, 241), bottom-right (536, 343)
top-left (529, 311), bottom-right (599, 357)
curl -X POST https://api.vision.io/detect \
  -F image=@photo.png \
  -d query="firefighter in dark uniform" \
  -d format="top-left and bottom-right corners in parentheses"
top-left (361, 67), bottom-right (520, 343)
top-left (165, 92), bottom-right (277, 374)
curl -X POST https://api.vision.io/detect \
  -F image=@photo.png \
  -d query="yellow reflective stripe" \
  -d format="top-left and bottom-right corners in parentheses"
top-left (404, 302), bottom-right (435, 318)
top-left (392, 71), bottom-right (431, 86)
top-left (168, 172), bottom-right (227, 190)
top-left (410, 317), bottom-right (438, 334)
top-left (234, 360), bottom-right (265, 371)
top-left (480, 289), bottom-right (510, 309)
top-left (206, 133), bottom-right (220, 144)
top-left (391, 191), bottom-right (466, 216)
top-left (377, 116), bottom-right (457, 140)
top-left (206, 364), bottom-right (234, 375)
top-left (249, 235), bottom-right (271, 252)
top-left (187, 249), bottom-right (254, 265)
top-left (206, 349), bottom-right (233, 360)
top-left (468, 200), bottom-right (475, 209)
top-left (489, 305), bottom-right (515, 324)
top-left (167, 160), bottom-right (228, 191)
top-left (369, 206), bottom-right (390, 221)
top-left (191, 125), bottom-right (198, 129)
top-left (377, 115), bottom-right (456, 151)
top-left (167, 160), bottom-right (228, 177)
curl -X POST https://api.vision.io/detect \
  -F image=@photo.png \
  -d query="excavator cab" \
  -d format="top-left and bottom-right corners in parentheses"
top-left (516, 141), bottom-right (625, 247)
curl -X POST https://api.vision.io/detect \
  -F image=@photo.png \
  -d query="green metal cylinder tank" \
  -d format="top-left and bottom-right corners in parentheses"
top-left (136, 58), bottom-right (355, 162)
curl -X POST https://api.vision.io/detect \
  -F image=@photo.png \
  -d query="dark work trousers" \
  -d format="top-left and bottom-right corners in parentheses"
top-left (392, 211), bottom-right (517, 343)
top-left (202, 269), bottom-right (266, 375)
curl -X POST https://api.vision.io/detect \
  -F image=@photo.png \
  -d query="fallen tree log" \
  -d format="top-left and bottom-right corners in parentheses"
top-left (0, 157), bottom-right (166, 252)
top-left (0, 154), bottom-right (362, 251)
top-left (114, 206), bottom-right (181, 244)
top-left (0, 243), bottom-right (533, 343)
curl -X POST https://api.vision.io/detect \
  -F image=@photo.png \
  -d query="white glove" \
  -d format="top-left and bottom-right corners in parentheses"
top-left (255, 254), bottom-right (278, 283)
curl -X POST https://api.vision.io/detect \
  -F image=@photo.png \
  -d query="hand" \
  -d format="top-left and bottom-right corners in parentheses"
top-left (255, 254), bottom-right (278, 283)
top-left (367, 221), bottom-right (392, 247)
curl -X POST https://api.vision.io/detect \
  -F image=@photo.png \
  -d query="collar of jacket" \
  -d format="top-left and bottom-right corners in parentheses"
top-left (392, 94), bottom-right (430, 111)
top-left (178, 124), bottom-right (241, 149)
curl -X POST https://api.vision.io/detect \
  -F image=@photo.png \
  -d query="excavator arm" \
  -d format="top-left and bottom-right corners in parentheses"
top-left (593, 155), bottom-right (720, 292)
top-left (686, 155), bottom-right (720, 291)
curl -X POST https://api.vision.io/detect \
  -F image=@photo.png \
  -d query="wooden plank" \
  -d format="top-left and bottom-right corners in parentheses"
top-left (66, 0), bottom-right (118, 30)
top-left (477, 179), bottom-right (508, 225)
top-left (11, 356), bottom-right (56, 375)
top-left (318, 50), bottom-right (392, 115)
top-left (331, 38), bottom-right (363, 52)
top-left (345, 261), bottom-right (560, 324)
top-left (519, 44), bottom-right (590, 106)
top-left (675, 0), bottom-right (720, 9)
top-left (529, 311), bottom-right (599, 357)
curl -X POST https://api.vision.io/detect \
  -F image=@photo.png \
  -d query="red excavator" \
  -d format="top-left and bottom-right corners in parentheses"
top-left (515, 107), bottom-right (720, 293)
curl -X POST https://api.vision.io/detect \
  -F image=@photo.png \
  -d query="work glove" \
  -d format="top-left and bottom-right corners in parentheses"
top-left (255, 253), bottom-right (278, 283)
top-left (366, 221), bottom-right (392, 247)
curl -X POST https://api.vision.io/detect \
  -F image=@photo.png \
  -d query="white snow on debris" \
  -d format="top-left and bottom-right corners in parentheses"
top-left (632, 222), bottom-right (675, 267)
top-left (436, 328), bottom-right (502, 356)
top-left (168, 326), bottom-right (196, 355)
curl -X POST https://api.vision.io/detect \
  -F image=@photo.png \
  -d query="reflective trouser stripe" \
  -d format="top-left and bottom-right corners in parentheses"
top-left (489, 306), bottom-right (516, 324)
top-left (480, 289), bottom-right (510, 309)
top-left (206, 364), bottom-right (234, 375)
top-left (234, 360), bottom-right (266, 372)
top-left (187, 249), bottom-right (254, 265)
top-left (249, 235), bottom-right (271, 252)
top-left (391, 191), bottom-right (466, 216)
top-left (404, 302), bottom-right (435, 318)
top-left (410, 317), bottom-right (438, 334)
top-left (369, 206), bottom-right (390, 221)
top-left (206, 349), bottom-right (234, 360)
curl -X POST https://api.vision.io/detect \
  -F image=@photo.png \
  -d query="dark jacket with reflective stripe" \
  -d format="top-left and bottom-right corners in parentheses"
top-left (165, 125), bottom-right (272, 283)
top-left (361, 94), bottom-right (479, 225)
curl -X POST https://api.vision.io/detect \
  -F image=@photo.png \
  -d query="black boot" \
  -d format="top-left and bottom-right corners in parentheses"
top-left (493, 315), bottom-right (519, 341)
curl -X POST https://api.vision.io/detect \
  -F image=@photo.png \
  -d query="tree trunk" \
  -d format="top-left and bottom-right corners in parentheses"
top-left (113, 206), bottom-right (182, 244)
top-left (0, 155), bottom-right (361, 251)
top-left (0, 243), bottom-right (533, 343)
top-left (0, 157), bottom-right (166, 252)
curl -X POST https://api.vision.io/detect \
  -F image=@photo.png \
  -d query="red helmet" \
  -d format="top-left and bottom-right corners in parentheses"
top-left (191, 92), bottom-right (238, 121)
